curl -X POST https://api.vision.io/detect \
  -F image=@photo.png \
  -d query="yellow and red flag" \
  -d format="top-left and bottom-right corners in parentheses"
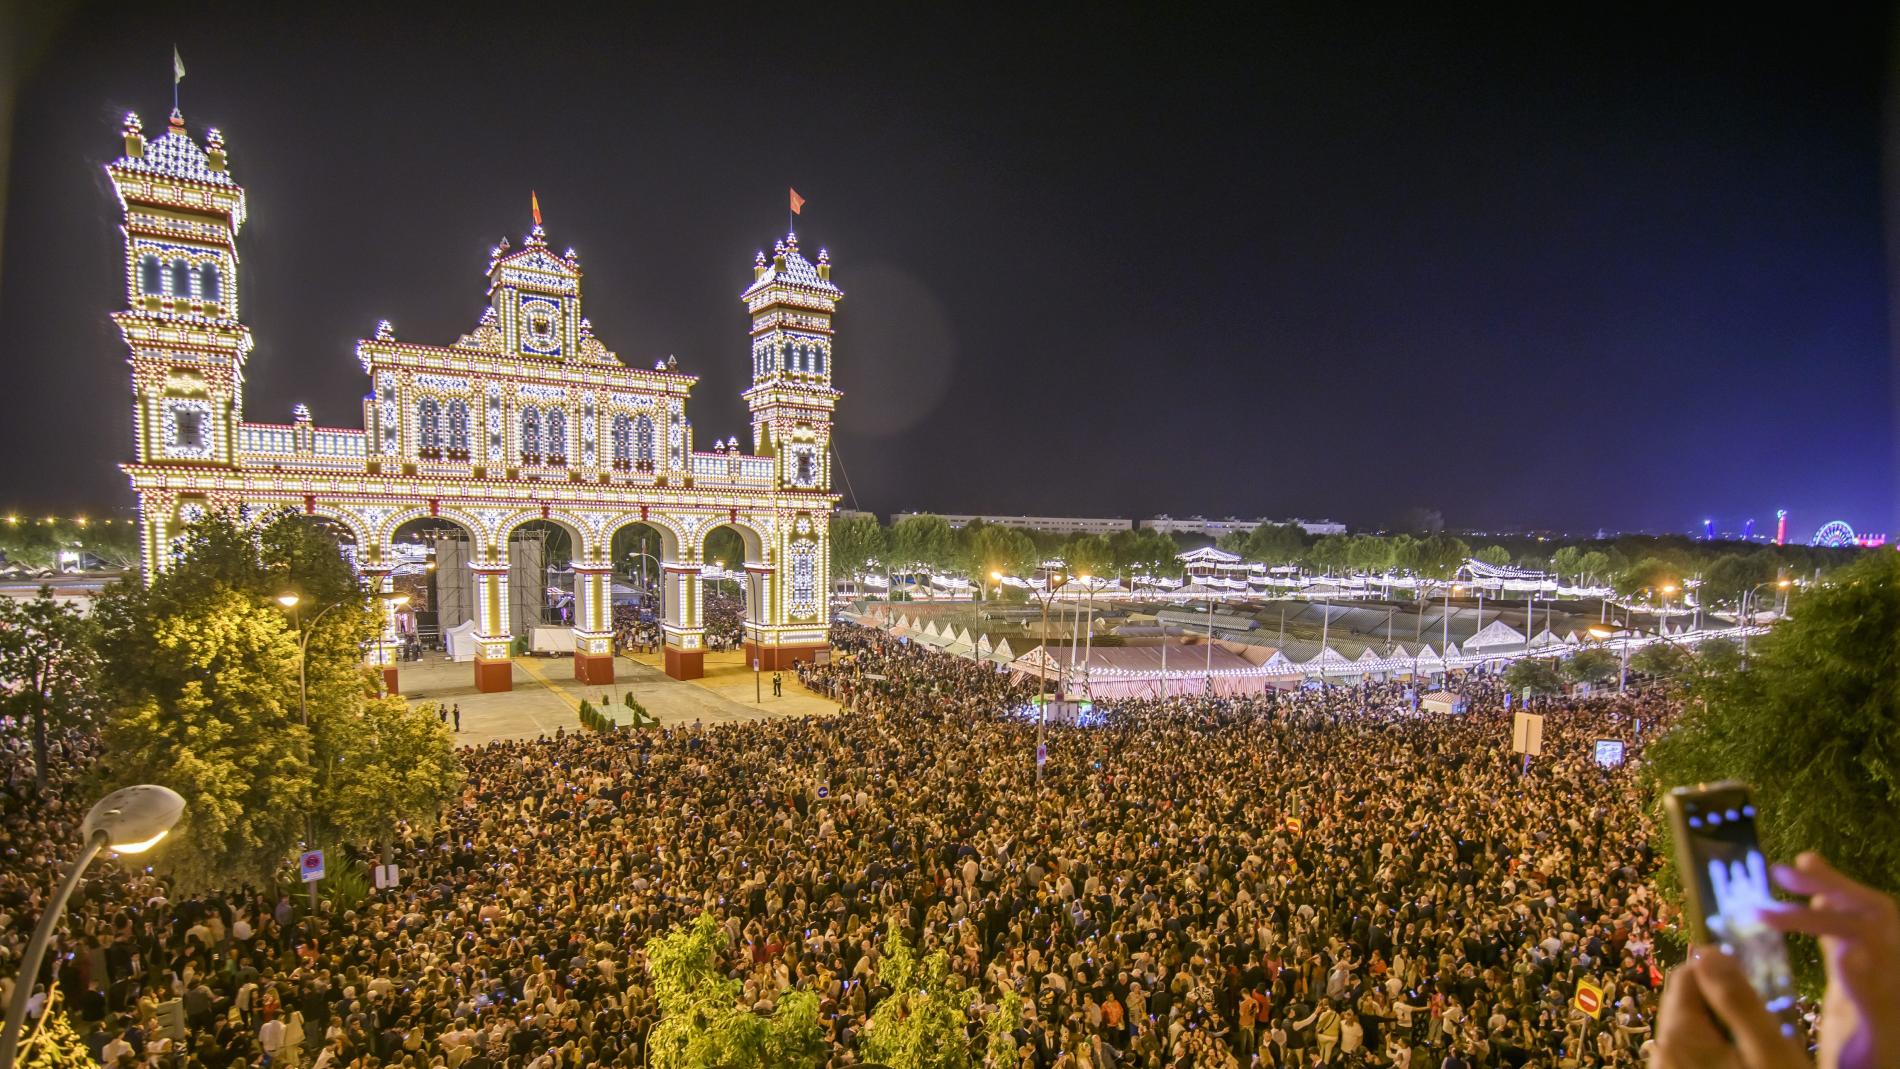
top-left (789, 187), bottom-right (805, 215)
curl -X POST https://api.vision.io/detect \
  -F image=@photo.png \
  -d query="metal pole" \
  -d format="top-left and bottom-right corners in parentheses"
top-left (1083, 585), bottom-right (1095, 701)
top-left (0, 833), bottom-right (106, 1069)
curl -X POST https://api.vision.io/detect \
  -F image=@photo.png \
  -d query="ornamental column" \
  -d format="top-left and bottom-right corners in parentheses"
top-left (362, 564), bottom-right (402, 695)
top-left (660, 560), bottom-right (705, 680)
top-left (470, 561), bottom-right (514, 692)
top-left (571, 564), bottom-right (615, 684)
top-left (741, 562), bottom-right (775, 670)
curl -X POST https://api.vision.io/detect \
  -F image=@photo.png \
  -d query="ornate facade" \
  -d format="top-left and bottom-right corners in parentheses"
top-left (108, 107), bottom-right (838, 690)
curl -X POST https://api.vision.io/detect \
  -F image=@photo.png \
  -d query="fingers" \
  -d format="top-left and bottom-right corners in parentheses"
top-left (1758, 904), bottom-right (1863, 941)
top-left (1771, 853), bottom-right (1883, 910)
top-left (1654, 958), bottom-right (1724, 1062)
top-left (1692, 950), bottom-right (1803, 1067)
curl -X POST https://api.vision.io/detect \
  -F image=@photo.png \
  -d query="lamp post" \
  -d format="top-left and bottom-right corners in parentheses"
top-left (0, 785), bottom-right (183, 1069)
top-left (276, 589), bottom-right (408, 906)
top-left (1589, 617), bottom-right (1696, 693)
top-left (1740, 578), bottom-right (1792, 665)
top-left (1012, 568), bottom-right (1070, 785)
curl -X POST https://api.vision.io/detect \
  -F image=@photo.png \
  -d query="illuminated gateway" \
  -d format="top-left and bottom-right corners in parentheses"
top-left (107, 107), bottom-right (838, 690)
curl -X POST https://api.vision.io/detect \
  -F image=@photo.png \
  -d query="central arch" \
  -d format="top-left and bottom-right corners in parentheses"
top-left (700, 520), bottom-right (769, 678)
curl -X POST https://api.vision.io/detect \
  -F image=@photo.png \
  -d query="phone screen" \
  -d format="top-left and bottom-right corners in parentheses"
top-left (1668, 782), bottom-right (1799, 1033)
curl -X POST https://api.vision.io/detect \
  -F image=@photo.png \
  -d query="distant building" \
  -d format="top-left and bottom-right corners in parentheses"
top-left (889, 513), bottom-right (1133, 536)
top-left (1142, 515), bottom-right (1347, 538)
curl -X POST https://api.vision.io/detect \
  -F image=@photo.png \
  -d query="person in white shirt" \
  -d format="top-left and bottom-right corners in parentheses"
top-left (259, 1016), bottom-right (287, 1062)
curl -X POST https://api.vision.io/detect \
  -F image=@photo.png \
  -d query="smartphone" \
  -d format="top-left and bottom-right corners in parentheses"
top-left (1664, 780), bottom-right (1799, 1034)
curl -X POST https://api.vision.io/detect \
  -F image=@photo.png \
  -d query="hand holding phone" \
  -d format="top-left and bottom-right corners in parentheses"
top-left (1662, 782), bottom-right (1799, 1034)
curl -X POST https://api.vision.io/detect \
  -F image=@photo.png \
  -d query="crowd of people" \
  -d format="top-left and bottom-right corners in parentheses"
top-left (0, 621), bottom-right (1743, 1069)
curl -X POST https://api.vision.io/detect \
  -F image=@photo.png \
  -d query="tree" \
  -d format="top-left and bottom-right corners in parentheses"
top-left (1475, 545), bottom-right (1512, 567)
top-left (1416, 535), bottom-right (1470, 580)
top-left (1701, 552), bottom-right (1778, 607)
top-left (981, 988), bottom-right (1024, 1069)
top-left (0, 589), bottom-right (102, 792)
top-left (1649, 552), bottom-right (1900, 926)
top-left (1551, 546), bottom-right (1583, 582)
top-left (1306, 535), bottom-right (1351, 574)
top-left (91, 583), bottom-right (316, 891)
top-left (78, 520), bottom-right (142, 571)
top-left (91, 510), bottom-right (463, 890)
top-left (1616, 557), bottom-right (1679, 599)
top-left (1244, 523), bottom-right (1306, 566)
top-left (1576, 551), bottom-right (1612, 587)
top-left (890, 514), bottom-right (955, 584)
top-left (325, 696), bottom-right (464, 847)
top-left (861, 923), bottom-right (979, 1069)
top-left (964, 525), bottom-right (1036, 587)
top-left (1504, 657), bottom-right (1565, 697)
top-left (1562, 648), bottom-right (1621, 686)
top-left (0, 520), bottom-right (62, 570)
top-left (1058, 534), bottom-right (1113, 579)
top-left (1346, 535), bottom-right (1391, 575)
top-left (1629, 642), bottom-right (1692, 681)
top-left (646, 912), bottom-right (826, 1069)
top-left (830, 513), bottom-right (887, 585)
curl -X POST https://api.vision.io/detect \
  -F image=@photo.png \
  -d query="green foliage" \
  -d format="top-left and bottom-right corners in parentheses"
top-left (963, 524), bottom-right (1038, 587)
top-left (831, 513), bottom-right (888, 581)
top-left (891, 514), bottom-right (956, 575)
top-left (1503, 657), bottom-right (1565, 696)
top-left (1616, 556), bottom-right (1680, 599)
top-left (645, 912), bottom-right (826, 1069)
top-left (1701, 552), bottom-right (1780, 606)
top-left (1475, 545), bottom-right (1512, 567)
top-left (1057, 534), bottom-right (1113, 579)
top-left (1108, 528), bottom-right (1184, 579)
top-left (0, 518), bottom-right (64, 570)
top-left (705, 526), bottom-right (748, 570)
top-left (1629, 642), bottom-right (1692, 680)
top-left (91, 510), bottom-right (462, 891)
top-left (1650, 551), bottom-right (1900, 912)
top-left (91, 583), bottom-right (316, 892)
top-left (1695, 636), bottom-right (1742, 676)
top-left (1563, 647), bottom-right (1621, 686)
top-left (324, 696), bottom-right (463, 845)
top-left (860, 923), bottom-right (979, 1069)
top-left (982, 988), bottom-right (1024, 1069)
top-left (17, 991), bottom-right (97, 1069)
top-left (0, 588), bottom-right (102, 792)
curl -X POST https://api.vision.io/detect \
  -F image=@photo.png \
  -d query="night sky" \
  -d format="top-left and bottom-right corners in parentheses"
top-left (1, 4), bottom-right (1893, 536)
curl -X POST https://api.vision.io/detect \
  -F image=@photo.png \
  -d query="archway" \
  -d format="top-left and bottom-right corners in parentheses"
top-left (389, 515), bottom-right (488, 689)
top-left (610, 521), bottom-right (672, 649)
top-left (701, 521), bottom-right (767, 673)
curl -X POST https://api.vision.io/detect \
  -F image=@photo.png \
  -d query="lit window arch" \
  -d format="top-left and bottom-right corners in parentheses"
top-left (417, 397), bottom-right (442, 453)
top-left (446, 399), bottom-right (469, 455)
top-left (545, 408), bottom-right (567, 461)
top-left (611, 413), bottom-right (632, 468)
top-left (169, 260), bottom-right (191, 298)
top-left (199, 264), bottom-right (222, 303)
top-left (634, 414), bottom-right (655, 472)
top-left (139, 255), bottom-right (162, 295)
top-left (520, 405), bottom-right (542, 461)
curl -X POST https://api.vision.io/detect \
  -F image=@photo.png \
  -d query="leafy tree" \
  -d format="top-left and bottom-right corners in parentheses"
top-left (1649, 551), bottom-right (1900, 921)
top-left (0, 589), bottom-right (102, 792)
top-left (1551, 546), bottom-right (1583, 582)
top-left (831, 513), bottom-right (887, 583)
top-left (1562, 647), bottom-right (1621, 686)
top-left (1701, 552), bottom-right (1778, 607)
top-left (890, 514), bottom-right (955, 582)
top-left (91, 583), bottom-right (316, 891)
top-left (1245, 523), bottom-right (1306, 566)
top-left (704, 526), bottom-right (747, 570)
top-left (963, 525), bottom-right (1037, 587)
top-left (861, 923), bottom-right (979, 1069)
top-left (78, 520), bottom-right (142, 571)
top-left (1385, 533), bottom-right (1421, 575)
top-left (1576, 551), bottom-right (1612, 587)
top-left (1306, 535), bottom-right (1351, 574)
top-left (1693, 635), bottom-right (1742, 676)
top-left (646, 912), bottom-right (826, 1069)
top-left (325, 695), bottom-right (464, 847)
top-left (1416, 535), bottom-right (1470, 580)
top-left (1616, 556), bottom-right (1679, 599)
top-left (1629, 642), bottom-right (1692, 681)
top-left (0, 519), bottom-right (62, 570)
top-left (91, 510), bottom-right (462, 890)
top-left (1058, 534), bottom-right (1113, 579)
top-left (982, 988), bottom-right (1024, 1069)
top-left (16, 990), bottom-right (94, 1069)
top-left (1346, 534), bottom-right (1391, 575)
top-left (1475, 545), bottom-right (1512, 567)
top-left (1503, 657), bottom-right (1565, 697)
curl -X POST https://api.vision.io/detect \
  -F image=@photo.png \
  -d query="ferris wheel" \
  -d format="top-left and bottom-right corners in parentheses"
top-left (1810, 520), bottom-right (1857, 548)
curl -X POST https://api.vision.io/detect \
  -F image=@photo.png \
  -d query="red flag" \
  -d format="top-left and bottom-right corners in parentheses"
top-left (531, 191), bottom-right (542, 226)
top-left (789, 187), bottom-right (805, 215)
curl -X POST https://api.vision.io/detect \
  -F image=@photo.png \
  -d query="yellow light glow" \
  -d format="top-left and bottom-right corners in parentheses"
top-left (277, 593), bottom-right (301, 609)
top-left (110, 828), bottom-right (169, 855)
top-left (1662, 584), bottom-right (1678, 595)
top-left (1777, 579), bottom-right (1791, 588)
top-left (387, 594), bottom-right (411, 607)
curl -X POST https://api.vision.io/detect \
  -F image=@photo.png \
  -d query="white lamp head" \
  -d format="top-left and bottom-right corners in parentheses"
top-left (82, 784), bottom-right (185, 854)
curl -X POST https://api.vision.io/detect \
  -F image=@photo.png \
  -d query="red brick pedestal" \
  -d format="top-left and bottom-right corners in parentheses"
top-left (474, 657), bottom-right (514, 693)
top-left (574, 650), bottom-right (616, 685)
top-left (744, 642), bottom-right (830, 671)
top-left (664, 645), bottom-right (704, 680)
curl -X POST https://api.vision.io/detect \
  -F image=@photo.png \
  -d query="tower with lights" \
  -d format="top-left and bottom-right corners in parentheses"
top-left (109, 99), bottom-right (840, 689)
top-left (106, 109), bottom-right (251, 571)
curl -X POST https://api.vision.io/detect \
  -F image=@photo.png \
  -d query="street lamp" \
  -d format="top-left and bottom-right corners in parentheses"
top-left (0, 785), bottom-right (184, 1069)
top-left (1740, 578), bottom-right (1792, 664)
top-left (1019, 568), bottom-right (1071, 784)
top-left (1589, 616), bottom-right (1694, 692)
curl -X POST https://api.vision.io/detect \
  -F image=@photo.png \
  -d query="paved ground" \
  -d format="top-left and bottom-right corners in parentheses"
top-left (397, 649), bottom-right (838, 746)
